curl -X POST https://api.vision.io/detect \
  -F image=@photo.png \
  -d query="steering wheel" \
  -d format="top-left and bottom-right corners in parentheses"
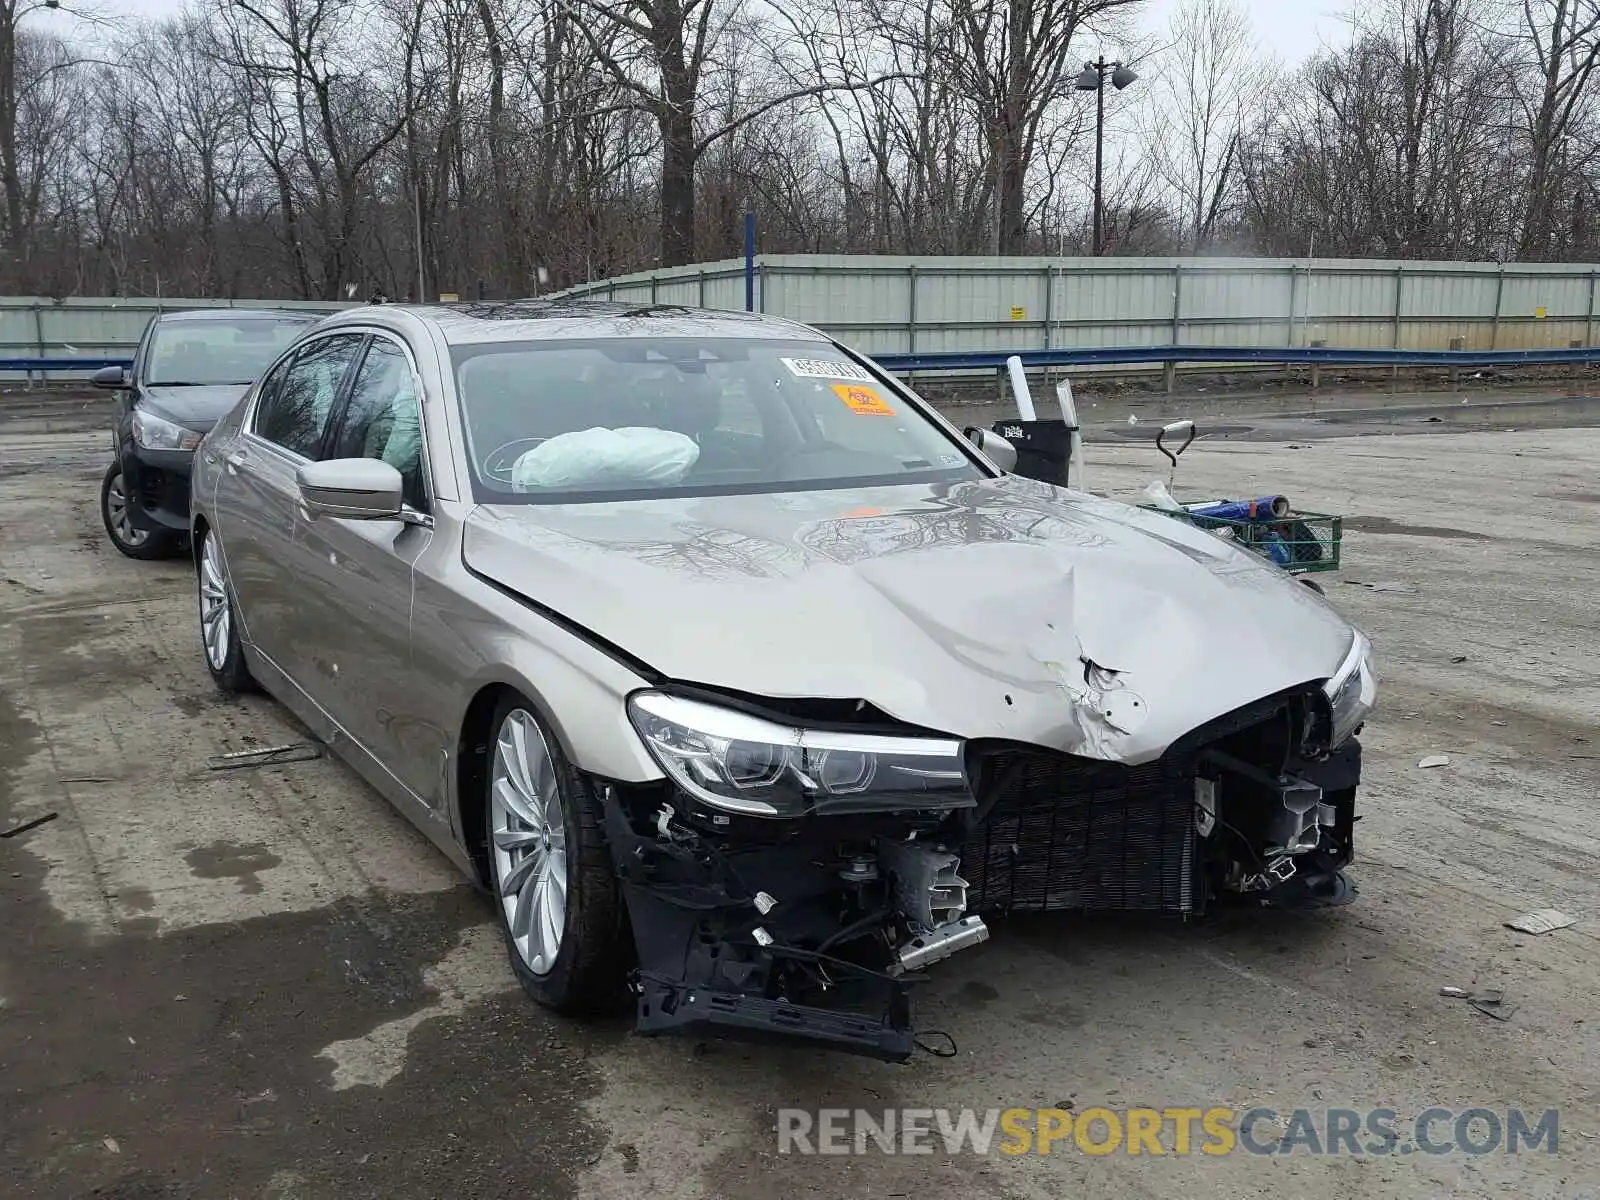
top-left (482, 438), bottom-right (546, 483)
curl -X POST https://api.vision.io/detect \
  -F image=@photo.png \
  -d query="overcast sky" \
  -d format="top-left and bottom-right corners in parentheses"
top-left (1140, 0), bottom-right (1348, 65)
top-left (47, 0), bottom-right (1350, 66)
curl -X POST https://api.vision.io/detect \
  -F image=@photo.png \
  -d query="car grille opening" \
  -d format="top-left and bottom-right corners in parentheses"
top-left (959, 690), bottom-right (1313, 915)
top-left (960, 750), bottom-right (1200, 914)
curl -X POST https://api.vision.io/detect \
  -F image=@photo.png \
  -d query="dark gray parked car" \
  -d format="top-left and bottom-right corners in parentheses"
top-left (188, 300), bottom-right (1376, 1061)
top-left (96, 308), bottom-right (319, 558)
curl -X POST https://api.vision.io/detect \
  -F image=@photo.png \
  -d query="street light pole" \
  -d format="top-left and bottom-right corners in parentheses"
top-left (1074, 57), bottom-right (1138, 257)
top-left (1094, 61), bottom-right (1106, 257)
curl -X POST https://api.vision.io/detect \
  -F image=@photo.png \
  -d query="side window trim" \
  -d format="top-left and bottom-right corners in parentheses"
top-left (320, 328), bottom-right (435, 514)
top-left (245, 332), bottom-right (362, 463)
top-left (313, 333), bottom-right (373, 462)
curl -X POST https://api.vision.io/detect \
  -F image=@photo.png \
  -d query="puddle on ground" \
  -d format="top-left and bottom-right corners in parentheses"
top-left (1344, 515), bottom-right (1492, 541)
top-left (184, 840), bottom-right (283, 895)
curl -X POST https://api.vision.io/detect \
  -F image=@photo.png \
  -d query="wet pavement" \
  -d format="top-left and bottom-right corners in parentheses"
top-left (2, 386), bottom-right (1598, 1199)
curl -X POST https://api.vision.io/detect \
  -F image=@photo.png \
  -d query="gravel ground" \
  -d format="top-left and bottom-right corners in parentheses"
top-left (0, 390), bottom-right (1597, 1200)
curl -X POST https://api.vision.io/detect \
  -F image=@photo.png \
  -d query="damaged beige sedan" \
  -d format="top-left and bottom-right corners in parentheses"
top-left (189, 301), bottom-right (1376, 1061)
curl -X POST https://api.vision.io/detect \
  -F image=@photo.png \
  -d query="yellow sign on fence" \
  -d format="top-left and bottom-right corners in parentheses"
top-left (1010, 306), bottom-right (1026, 321)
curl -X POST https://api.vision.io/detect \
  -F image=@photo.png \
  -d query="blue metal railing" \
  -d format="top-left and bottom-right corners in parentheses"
top-left (0, 357), bottom-right (130, 372)
top-left (868, 344), bottom-right (1600, 372)
top-left (6, 342), bottom-right (1600, 380)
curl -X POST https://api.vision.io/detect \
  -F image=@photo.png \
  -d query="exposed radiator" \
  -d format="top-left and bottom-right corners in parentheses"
top-left (960, 749), bottom-right (1200, 914)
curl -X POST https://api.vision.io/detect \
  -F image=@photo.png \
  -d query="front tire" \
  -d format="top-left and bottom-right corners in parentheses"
top-left (486, 699), bottom-right (630, 1014)
top-left (102, 462), bottom-right (179, 560)
top-left (196, 525), bottom-right (254, 693)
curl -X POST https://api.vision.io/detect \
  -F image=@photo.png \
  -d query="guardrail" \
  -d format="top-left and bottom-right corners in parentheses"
top-left (9, 341), bottom-right (1600, 386)
top-left (1, 357), bottom-right (130, 372)
top-left (869, 344), bottom-right (1600, 372)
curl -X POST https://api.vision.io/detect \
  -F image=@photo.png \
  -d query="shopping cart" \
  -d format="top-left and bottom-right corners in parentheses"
top-left (1136, 420), bottom-right (1343, 578)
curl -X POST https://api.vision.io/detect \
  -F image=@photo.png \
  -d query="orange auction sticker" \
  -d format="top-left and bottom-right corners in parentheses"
top-left (831, 383), bottom-right (896, 416)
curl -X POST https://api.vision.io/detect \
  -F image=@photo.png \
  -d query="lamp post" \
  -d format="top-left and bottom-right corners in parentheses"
top-left (1074, 57), bottom-right (1138, 256)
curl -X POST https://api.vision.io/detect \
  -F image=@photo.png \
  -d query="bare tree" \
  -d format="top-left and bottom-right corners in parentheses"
top-left (1145, 0), bottom-right (1272, 250)
top-left (947, 0), bottom-right (1142, 253)
top-left (1514, 0), bottom-right (1600, 256)
top-left (216, 0), bottom-right (428, 298)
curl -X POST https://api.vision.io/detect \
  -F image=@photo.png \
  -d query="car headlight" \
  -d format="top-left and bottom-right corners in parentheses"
top-left (626, 691), bottom-right (974, 817)
top-left (132, 408), bottom-right (202, 451)
top-left (1323, 631), bottom-right (1376, 748)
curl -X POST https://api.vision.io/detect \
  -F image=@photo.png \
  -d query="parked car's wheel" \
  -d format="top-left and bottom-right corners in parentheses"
top-left (101, 461), bottom-right (179, 560)
top-left (487, 698), bottom-right (630, 1014)
top-left (196, 525), bottom-right (254, 693)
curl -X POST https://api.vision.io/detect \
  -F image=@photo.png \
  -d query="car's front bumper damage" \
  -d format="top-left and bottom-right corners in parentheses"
top-left (600, 685), bottom-right (1362, 1063)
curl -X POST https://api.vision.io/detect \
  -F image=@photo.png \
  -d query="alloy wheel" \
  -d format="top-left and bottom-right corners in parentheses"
top-left (490, 710), bottom-right (569, 976)
top-left (106, 472), bottom-right (149, 548)
top-left (199, 533), bottom-right (232, 671)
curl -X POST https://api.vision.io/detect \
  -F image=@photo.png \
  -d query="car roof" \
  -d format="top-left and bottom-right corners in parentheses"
top-left (154, 308), bottom-right (324, 324)
top-left (331, 300), bottom-right (827, 346)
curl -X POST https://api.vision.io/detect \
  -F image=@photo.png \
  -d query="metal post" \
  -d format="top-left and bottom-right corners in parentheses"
top-left (1166, 264), bottom-right (1182, 392)
top-left (1491, 265), bottom-right (1506, 350)
top-left (1587, 271), bottom-right (1596, 347)
top-left (414, 182), bottom-right (426, 302)
top-left (698, 269), bottom-right (707, 308)
top-left (1391, 265), bottom-right (1404, 381)
top-left (32, 302), bottom-right (46, 388)
top-left (1285, 263), bottom-right (1299, 383)
top-left (1392, 265), bottom-right (1405, 348)
top-left (744, 210), bottom-right (756, 312)
top-left (1093, 65), bottom-right (1106, 256)
top-left (907, 264), bottom-right (918, 358)
top-left (1041, 263), bottom-right (1053, 388)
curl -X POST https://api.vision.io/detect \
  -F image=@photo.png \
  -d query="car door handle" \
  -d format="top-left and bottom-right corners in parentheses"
top-left (225, 451), bottom-right (247, 474)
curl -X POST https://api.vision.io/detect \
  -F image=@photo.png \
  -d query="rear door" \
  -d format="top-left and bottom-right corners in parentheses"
top-left (213, 332), bottom-right (365, 685)
top-left (289, 334), bottom-right (440, 802)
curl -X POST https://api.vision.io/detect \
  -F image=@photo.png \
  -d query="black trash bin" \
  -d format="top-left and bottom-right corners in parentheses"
top-left (988, 418), bottom-right (1077, 487)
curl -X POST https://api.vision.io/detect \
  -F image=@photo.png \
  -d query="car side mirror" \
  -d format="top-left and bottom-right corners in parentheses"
top-left (296, 459), bottom-right (404, 520)
top-left (964, 427), bottom-right (1018, 472)
top-left (91, 365), bottom-right (128, 390)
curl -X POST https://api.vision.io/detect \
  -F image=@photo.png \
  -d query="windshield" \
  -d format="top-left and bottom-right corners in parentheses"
top-left (452, 338), bottom-right (984, 502)
top-left (146, 316), bottom-right (313, 386)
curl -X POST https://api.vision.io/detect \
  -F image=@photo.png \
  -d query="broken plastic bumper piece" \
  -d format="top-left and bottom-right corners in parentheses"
top-left (636, 975), bottom-right (916, 1062)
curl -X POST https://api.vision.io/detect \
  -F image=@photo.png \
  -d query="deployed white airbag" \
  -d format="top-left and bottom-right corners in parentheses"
top-left (511, 426), bottom-right (700, 490)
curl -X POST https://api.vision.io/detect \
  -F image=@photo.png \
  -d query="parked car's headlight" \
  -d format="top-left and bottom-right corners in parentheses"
top-left (1323, 631), bottom-right (1376, 748)
top-left (627, 691), bottom-right (973, 817)
top-left (133, 408), bottom-right (202, 451)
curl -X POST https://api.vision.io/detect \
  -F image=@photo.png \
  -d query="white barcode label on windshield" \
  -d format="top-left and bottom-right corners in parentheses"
top-left (780, 356), bottom-right (874, 383)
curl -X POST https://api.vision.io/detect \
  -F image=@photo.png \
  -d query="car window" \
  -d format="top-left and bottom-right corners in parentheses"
top-left (326, 338), bottom-right (427, 510)
top-left (451, 338), bottom-right (981, 503)
top-left (254, 334), bottom-right (364, 458)
top-left (145, 316), bottom-right (315, 386)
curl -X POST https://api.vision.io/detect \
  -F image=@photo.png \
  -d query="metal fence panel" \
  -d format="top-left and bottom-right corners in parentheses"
top-left (545, 255), bottom-right (1600, 375)
top-left (0, 297), bottom-right (352, 381)
top-left (16, 256), bottom-right (1600, 383)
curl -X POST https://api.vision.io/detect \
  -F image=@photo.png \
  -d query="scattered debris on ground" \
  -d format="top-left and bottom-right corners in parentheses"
top-left (206, 743), bottom-right (323, 771)
top-left (1, 812), bottom-right (58, 839)
top-left (1345, 580), bottom-right (1419, 594)
top-left (1504, 908), bottom-right (1578, 936)
top-left (1418, 755), bottom-right (1451, 769)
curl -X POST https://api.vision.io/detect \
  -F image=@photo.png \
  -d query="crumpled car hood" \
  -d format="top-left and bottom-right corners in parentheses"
top-left (463, 476), bottom-right (1355, 764)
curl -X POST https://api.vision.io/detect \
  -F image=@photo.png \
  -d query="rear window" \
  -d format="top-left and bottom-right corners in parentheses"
top-left (147, 316), bottom-right (315, 386)
top-left (451, 338), bottom-right (981, 503)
